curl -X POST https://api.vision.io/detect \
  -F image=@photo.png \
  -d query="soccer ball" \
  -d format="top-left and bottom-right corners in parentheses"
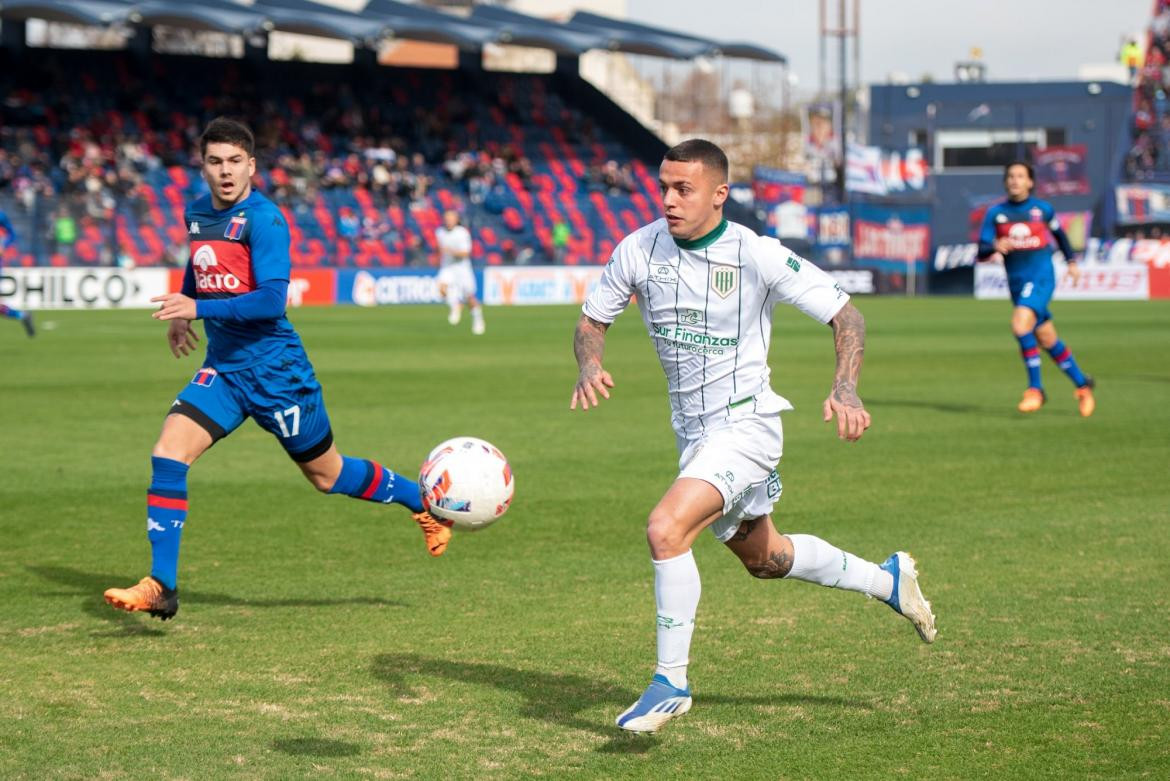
top-left (419, 437), bottom-right (514, 530)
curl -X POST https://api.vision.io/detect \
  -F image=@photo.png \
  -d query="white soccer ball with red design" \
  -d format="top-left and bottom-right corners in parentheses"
top-left (419, 437), bottom-right (514, 530)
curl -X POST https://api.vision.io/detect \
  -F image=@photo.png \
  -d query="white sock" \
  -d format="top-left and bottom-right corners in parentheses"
top-left (471, 306), bottom-right (484, 325)
top-left (785, 533), bottom-right (893, 601)
top-left (653, 549), bottom-right (700, 689)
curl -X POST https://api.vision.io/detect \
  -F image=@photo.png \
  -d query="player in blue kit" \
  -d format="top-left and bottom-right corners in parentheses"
top-left (0, 209), bottom-right (34, 337)
top-left (977, 161), bottom-right (1095, 416)
top-left (104, 118), bottom-right (451, 620)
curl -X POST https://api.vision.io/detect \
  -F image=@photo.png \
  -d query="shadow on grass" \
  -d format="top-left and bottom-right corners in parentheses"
top-left (27, 565), bottom-right (406, 635)
top-left (272, 737), bottom-right (362, 757)
top-left (371, 652), bottom-right (870, 754)
top-left (866, 397), bottom-right (1076, 418)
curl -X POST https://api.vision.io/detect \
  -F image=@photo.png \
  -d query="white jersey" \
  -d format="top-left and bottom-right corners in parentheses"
top-left (435, 225), bottom-right (472, 269)
top-left (582, 218), bottom-right (848, 439)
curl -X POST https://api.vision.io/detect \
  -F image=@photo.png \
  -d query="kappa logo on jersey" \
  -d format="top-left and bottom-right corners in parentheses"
top-left (191, 243), bottom-right (243, 291)
top-left (224, 213), bottom-right (247, 240)
top-left (188, 221), bottom-right (200, 234)
top-left (710, 265), bottom-right (738, 298)
top-left (192, 367), bottom-right (218, 387)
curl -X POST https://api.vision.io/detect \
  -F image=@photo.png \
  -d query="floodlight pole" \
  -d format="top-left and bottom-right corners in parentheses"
top-left (838, 0), bottom-right (847, 205)
top-left (820, 0), bottom-right (859, 205)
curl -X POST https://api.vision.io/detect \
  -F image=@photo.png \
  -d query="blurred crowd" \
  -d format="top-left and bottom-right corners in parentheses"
top-left (0, 51), bottom-right (624, 266)
top-left (1125, 1), bottom-right (1170, 180)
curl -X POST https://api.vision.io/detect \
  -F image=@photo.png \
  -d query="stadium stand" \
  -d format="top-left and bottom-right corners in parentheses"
top-left (0, 49), bottom-right (669, 268)
top-left (0, 4), bottom-right (781, 270)
top-left (1125, 0), bottom-right (1170, 181)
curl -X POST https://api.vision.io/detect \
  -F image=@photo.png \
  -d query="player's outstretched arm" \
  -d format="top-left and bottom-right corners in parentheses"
top-left (570, 314), bottom-right (615, 410)
top-left (151, 292), bottom-right (197, 322)
top-left (823, 302), bottom-right (872, 442)
top-left (165, 318), bottom-right (200, 359)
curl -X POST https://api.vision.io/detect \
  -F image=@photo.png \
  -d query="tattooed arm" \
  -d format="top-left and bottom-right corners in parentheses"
top-left (822, 302), bottom-right (872, 441)
top-left (570, 314), bottom-right (616, 411)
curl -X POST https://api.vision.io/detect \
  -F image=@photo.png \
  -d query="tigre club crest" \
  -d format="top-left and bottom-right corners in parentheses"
top-left (710, 265), bottom-right (738, 298)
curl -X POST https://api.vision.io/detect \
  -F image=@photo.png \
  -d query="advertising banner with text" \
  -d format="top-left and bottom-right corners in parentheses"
top-left (335, 268), bottom-right (452, 306)
top-left (482, 267), bottom-right (604, 306)
top-left (974, 262), bottom-right (1148, 301)
top-left (0, 267), bottom-right (170, 310)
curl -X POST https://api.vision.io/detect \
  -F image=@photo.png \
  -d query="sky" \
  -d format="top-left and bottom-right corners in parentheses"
top-left (626, 0), bottom-right (1153, 90)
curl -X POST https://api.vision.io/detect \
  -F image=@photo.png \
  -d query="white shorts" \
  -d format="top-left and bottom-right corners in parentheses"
top-left (676, 411), bottom-right (784, 543)
top-left (437, 261), bottom-right (476, 300)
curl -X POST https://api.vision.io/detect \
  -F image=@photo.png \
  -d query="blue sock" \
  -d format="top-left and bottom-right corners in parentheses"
top-left (329, 456), bottom-right (423, 513)
top-left (1016, 333), bottom-right (1043, 389)
top-left (0, 303), bottom-right (23, 320)
top-left (1046, 340), bottom-right (1088, 387)
top-left (147, 456), bottom-right (189, 591)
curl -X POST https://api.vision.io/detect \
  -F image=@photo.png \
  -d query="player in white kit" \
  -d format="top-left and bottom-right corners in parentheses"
top-left (434, 209), bottom-right (484, 335)
top-left (571, 140), bottom-right (937, 734)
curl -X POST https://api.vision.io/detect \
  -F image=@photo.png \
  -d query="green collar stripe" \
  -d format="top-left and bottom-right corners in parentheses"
top-left (673, 218), bottom-right (728, 250)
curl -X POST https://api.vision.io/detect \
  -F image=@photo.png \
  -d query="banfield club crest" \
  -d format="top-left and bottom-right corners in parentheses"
top-left (710, 265), bottom-right (738, 298)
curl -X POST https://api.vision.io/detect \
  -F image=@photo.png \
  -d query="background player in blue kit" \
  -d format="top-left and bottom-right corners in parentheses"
top-left (0, 208), bottom-right (34, 337)
top-left (977, 161), bottom-right (1095, 416)
top-left (104, 118), bottom-right (452, 621)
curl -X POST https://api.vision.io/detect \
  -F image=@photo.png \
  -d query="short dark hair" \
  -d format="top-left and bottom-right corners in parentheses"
top-left (664, 139), bottom-right (729, 183)
top-left (1004, 160), bottom-right (1034, 182)
top-left (200, 117), bottom-right (254, 158)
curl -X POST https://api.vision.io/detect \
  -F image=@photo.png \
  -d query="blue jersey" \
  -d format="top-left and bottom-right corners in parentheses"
top-left (977, 196), bottom-right (1075, 284)
top-left (181, 190), bottom-right (301, 371)
top-left (0, 209), bottom-right (16, 252)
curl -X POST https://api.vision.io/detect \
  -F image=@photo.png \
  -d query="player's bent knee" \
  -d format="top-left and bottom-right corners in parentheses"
top-left (151, 439), bottom-right (200, 464)
top-left (645, 511), bottom-right (688, 558)
top-left (303, 470), bottom-right (335, 493)
top-left (745, 559), bottom-right (786, 579)
top-left (1011, 311), bottom-right (1037, 336)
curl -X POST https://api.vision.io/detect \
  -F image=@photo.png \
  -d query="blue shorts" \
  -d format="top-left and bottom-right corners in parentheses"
top-left (1008, 275), bottom-right (1053, 324)
top-left (171, 348), bottom-right (333, 462)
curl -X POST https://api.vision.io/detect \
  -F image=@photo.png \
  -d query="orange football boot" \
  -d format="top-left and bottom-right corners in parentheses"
top-left (1017, 387), bottom-right (1046, 413)
top-left (1075, 378), bottom-right (1096, 418)
top-left (413, 511), bottom-right (452, 557)
top-left (103, 576), bottom-right (179, 620)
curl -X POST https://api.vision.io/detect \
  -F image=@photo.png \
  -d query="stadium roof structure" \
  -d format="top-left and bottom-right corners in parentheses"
top-left (0, 0), bottom-right (787, 63)
top-left (566, 10), bottom-right (760, 62)
top-left (124, 0), bottom-right (272, 36)
top-left (362, 0), bottom-right (498, 50)
top-left (0, 0), bottom-right (135, 26)
top-left (248, 0), bottom-right (389, 45)
top-left (468, 4), bottom-right (638, 57)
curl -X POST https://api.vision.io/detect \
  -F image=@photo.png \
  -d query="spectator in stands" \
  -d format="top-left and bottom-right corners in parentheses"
top-left (552, 219), bottom-right (571, 264)
top-left (0, 51), bottom-right (644, 269)
top-left (51, 206), bottom-right (76, 262)
top-left (603, 160), bottom-right (636, 195)
top-left (404, 232), bottom-right (427, 268)
top-left (338, 207), bottom-right (360, 240)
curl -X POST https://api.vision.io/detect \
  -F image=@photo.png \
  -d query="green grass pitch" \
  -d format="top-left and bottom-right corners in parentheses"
top-left (1, 298), bottom-right (1167, 779)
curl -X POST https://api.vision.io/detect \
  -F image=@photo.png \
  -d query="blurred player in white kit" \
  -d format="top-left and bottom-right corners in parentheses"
top-left (434, 209), bottom-right (484, 335)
